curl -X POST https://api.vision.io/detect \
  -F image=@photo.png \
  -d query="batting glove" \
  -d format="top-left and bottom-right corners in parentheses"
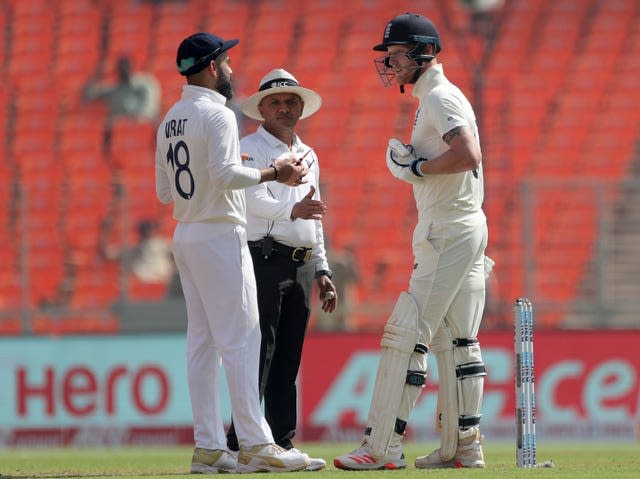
top-left (386, 138), bottom-right (428, 184)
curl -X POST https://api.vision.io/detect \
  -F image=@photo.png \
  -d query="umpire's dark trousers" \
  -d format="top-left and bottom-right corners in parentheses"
top-left (227, 242), bottom-right (313, 450)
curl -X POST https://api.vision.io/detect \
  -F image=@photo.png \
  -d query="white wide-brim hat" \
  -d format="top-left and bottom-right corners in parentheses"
top-left (242, 68), bottom-right (322, 120)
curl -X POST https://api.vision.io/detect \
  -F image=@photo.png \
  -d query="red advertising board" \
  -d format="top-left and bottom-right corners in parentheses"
top-left (299, 330), bottom-right (640, 442)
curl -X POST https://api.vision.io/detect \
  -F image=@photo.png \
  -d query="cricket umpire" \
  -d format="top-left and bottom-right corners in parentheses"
top-left (225, 68), bottom-right (336, 471)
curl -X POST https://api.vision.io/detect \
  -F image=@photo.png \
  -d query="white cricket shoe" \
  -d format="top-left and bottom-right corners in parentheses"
top-left (190, 448), bottom-right (237, 474)
top-left (237, 443), bottom-right (309, 473)
top-left (415, 431), bottom-right (485, 469)
top-left (289, 447), bottom-right (327, 471)
top-left (333, 441), bottom-right (407, 470)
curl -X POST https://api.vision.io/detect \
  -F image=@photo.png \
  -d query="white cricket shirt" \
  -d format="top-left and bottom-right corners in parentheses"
top-left (410, 64), bottom-right (484, 218)
top-left (155, 85), bottom-right (262, 224)
top-left (242, 125), bottom-right (329, 271)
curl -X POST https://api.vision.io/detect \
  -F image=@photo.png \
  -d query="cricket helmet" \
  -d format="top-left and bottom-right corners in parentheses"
top-left (373, 13), bottom-right (441, 55)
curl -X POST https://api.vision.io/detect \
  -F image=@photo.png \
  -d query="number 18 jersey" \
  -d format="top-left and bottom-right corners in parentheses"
top-left (155, 84), bottom-right (260, 225)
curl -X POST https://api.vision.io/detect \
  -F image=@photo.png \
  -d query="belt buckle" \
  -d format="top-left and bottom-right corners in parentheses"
top-left (291, 247), bottom-right (310, 262)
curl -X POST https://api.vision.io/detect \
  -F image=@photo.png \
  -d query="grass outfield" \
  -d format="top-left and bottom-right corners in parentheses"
top-left (0, 442), bottom-right (638, 478)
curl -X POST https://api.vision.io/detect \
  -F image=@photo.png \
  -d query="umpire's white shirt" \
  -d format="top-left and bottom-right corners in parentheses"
top-left (410, 64), bottom-right (484, 219)
top-left (242, 125), bottom-right (329, 271)
top-left (155, 85), bottom-right (262, 222)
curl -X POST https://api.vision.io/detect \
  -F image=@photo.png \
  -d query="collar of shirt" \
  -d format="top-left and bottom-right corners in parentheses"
top-left (256, 124), bottom-right (306, 155)
top-left (412, 63), bottom-right (445, 100)
top-left (181, 84), bottom-right (228, 105)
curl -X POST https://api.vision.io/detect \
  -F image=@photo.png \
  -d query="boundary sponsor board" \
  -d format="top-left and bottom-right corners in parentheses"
top-left (1, 331), bottom-right (638, 446)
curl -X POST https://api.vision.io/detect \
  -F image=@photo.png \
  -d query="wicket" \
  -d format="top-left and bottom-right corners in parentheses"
top-left (514, 298), bottom-right (536, 467)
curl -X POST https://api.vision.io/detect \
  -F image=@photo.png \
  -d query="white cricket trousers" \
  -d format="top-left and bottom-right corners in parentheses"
top-left (410, 210), bottom-right (488, 342)
top-left (394, 210), bottom-right (488, 441)
top-left (172, 222), bottom-right (273, 450)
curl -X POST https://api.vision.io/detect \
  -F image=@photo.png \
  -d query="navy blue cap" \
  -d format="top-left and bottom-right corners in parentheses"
top-left (176, 32), bottom-right (239, 76)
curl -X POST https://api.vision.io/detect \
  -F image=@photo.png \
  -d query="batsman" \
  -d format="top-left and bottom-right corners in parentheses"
top-left (334, 13), bottom-right (493, 470)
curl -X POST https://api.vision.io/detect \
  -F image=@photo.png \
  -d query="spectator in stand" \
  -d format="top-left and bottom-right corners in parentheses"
top-left (100, 218), bottom-right (175, 286)
top-left (83, 55), bottom-right (161, 122)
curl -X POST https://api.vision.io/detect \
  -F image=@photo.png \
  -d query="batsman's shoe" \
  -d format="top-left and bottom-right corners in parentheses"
top-left (333, 441), bottom-right (407, 470)
top-left (415, 431), bottom-right (485, 469)
top-left (237, 443), bottom-right (309, 473)
top-left (190, 448), bottom-right (237, 474)
top-left (289, 448), bottom-right (327, 471)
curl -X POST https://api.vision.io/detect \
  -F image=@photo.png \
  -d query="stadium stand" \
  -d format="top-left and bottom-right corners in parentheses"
top-left (2, 0), bottom-right (639, 334)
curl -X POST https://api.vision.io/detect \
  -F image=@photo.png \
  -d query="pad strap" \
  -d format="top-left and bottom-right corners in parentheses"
top-left (453, 338), bottom-right (479, 347)
top-left (407, 370), bottom-right (426, 386)
top-left (407, 342), bottom-right (428, 386)
top-left (414, 343), bottom-right (429, 354)
top-left (459, 414), bottom-right (482, 429)
top-left (366, 419), bottom-right (408, 437)
top-left (456, 362), bottom-right (487, 379)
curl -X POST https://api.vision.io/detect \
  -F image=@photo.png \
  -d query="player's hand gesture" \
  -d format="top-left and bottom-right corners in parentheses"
top-left (272, 152), bottom-right (310, 186)
top-left (291, 186), bottom-right (326, 220)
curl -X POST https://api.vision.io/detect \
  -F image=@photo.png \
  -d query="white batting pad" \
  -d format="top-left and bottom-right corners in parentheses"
top-left (367, 292), bottom-right (419, 458)
top-left (432, 324), bottom-right (486, 461)
top-left (433, 342), bottom-right (459, 461)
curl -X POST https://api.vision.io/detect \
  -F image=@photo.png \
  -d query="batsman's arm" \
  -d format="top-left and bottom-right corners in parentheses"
top-left (415, 125), bottom-right (481, 175)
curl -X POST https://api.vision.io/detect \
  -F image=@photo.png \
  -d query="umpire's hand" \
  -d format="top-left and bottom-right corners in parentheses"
top-left (318, 277), bottom-right (337, 313)
top-left (291, 186), bottom-right (326, 220)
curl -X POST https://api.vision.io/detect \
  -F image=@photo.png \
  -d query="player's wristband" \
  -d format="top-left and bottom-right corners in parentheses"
top-left (270, 164), bottom-right (278, 180)
top-left (410, 158), bottom-right (428, 177)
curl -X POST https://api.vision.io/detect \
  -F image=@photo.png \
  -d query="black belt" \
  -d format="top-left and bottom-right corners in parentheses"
top-left (248, 239), bottom-right (312, 262)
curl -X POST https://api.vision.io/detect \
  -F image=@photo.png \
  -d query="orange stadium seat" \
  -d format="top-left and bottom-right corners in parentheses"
top-left (68, 263), bottom-right (121, 310)
top-left (31, 313), bottom-right (120, 336)
top-left (4, 0), bottom-right (640, 332)
top-left (0, 318), bottom-right (22, 336)
top-left (109, 118), bottom-right (157, 168)
top-left (53, 6), bottom-right (102, 106)
top-left (0, 5), bottom-right (5, 57)
top-left (128, 277), bottom-right (169, 302)
top-left (101, 2), bottom-right (154, 74)
top-left (7, 25), bottom-right (54, 83)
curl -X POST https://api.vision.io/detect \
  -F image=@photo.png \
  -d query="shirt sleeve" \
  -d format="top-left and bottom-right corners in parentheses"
top-left (155, 130), bottom-right (172, 204)
top-left (428, 88), bottom-right (469, 138)
top-left (310, 161), bottom-right (330, 271)
top-left (243, 139), bottom-right (296, 221)
top-left (246, 183), bottom-right (297, 221)
top-left (204, 106), bottom-right (262, 190)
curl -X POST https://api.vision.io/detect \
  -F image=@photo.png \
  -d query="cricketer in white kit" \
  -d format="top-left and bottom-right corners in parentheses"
top-left (334, 13), bottom-right (493, 471)
top-left (156, 32), bottom-right (310, 474)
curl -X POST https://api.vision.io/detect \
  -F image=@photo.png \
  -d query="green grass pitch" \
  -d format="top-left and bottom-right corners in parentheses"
top-left (0, 442), bottom-right (638, 478)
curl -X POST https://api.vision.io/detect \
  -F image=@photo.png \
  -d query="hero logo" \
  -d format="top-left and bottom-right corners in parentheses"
top-left (16, 365), bottom-right (170, 417)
